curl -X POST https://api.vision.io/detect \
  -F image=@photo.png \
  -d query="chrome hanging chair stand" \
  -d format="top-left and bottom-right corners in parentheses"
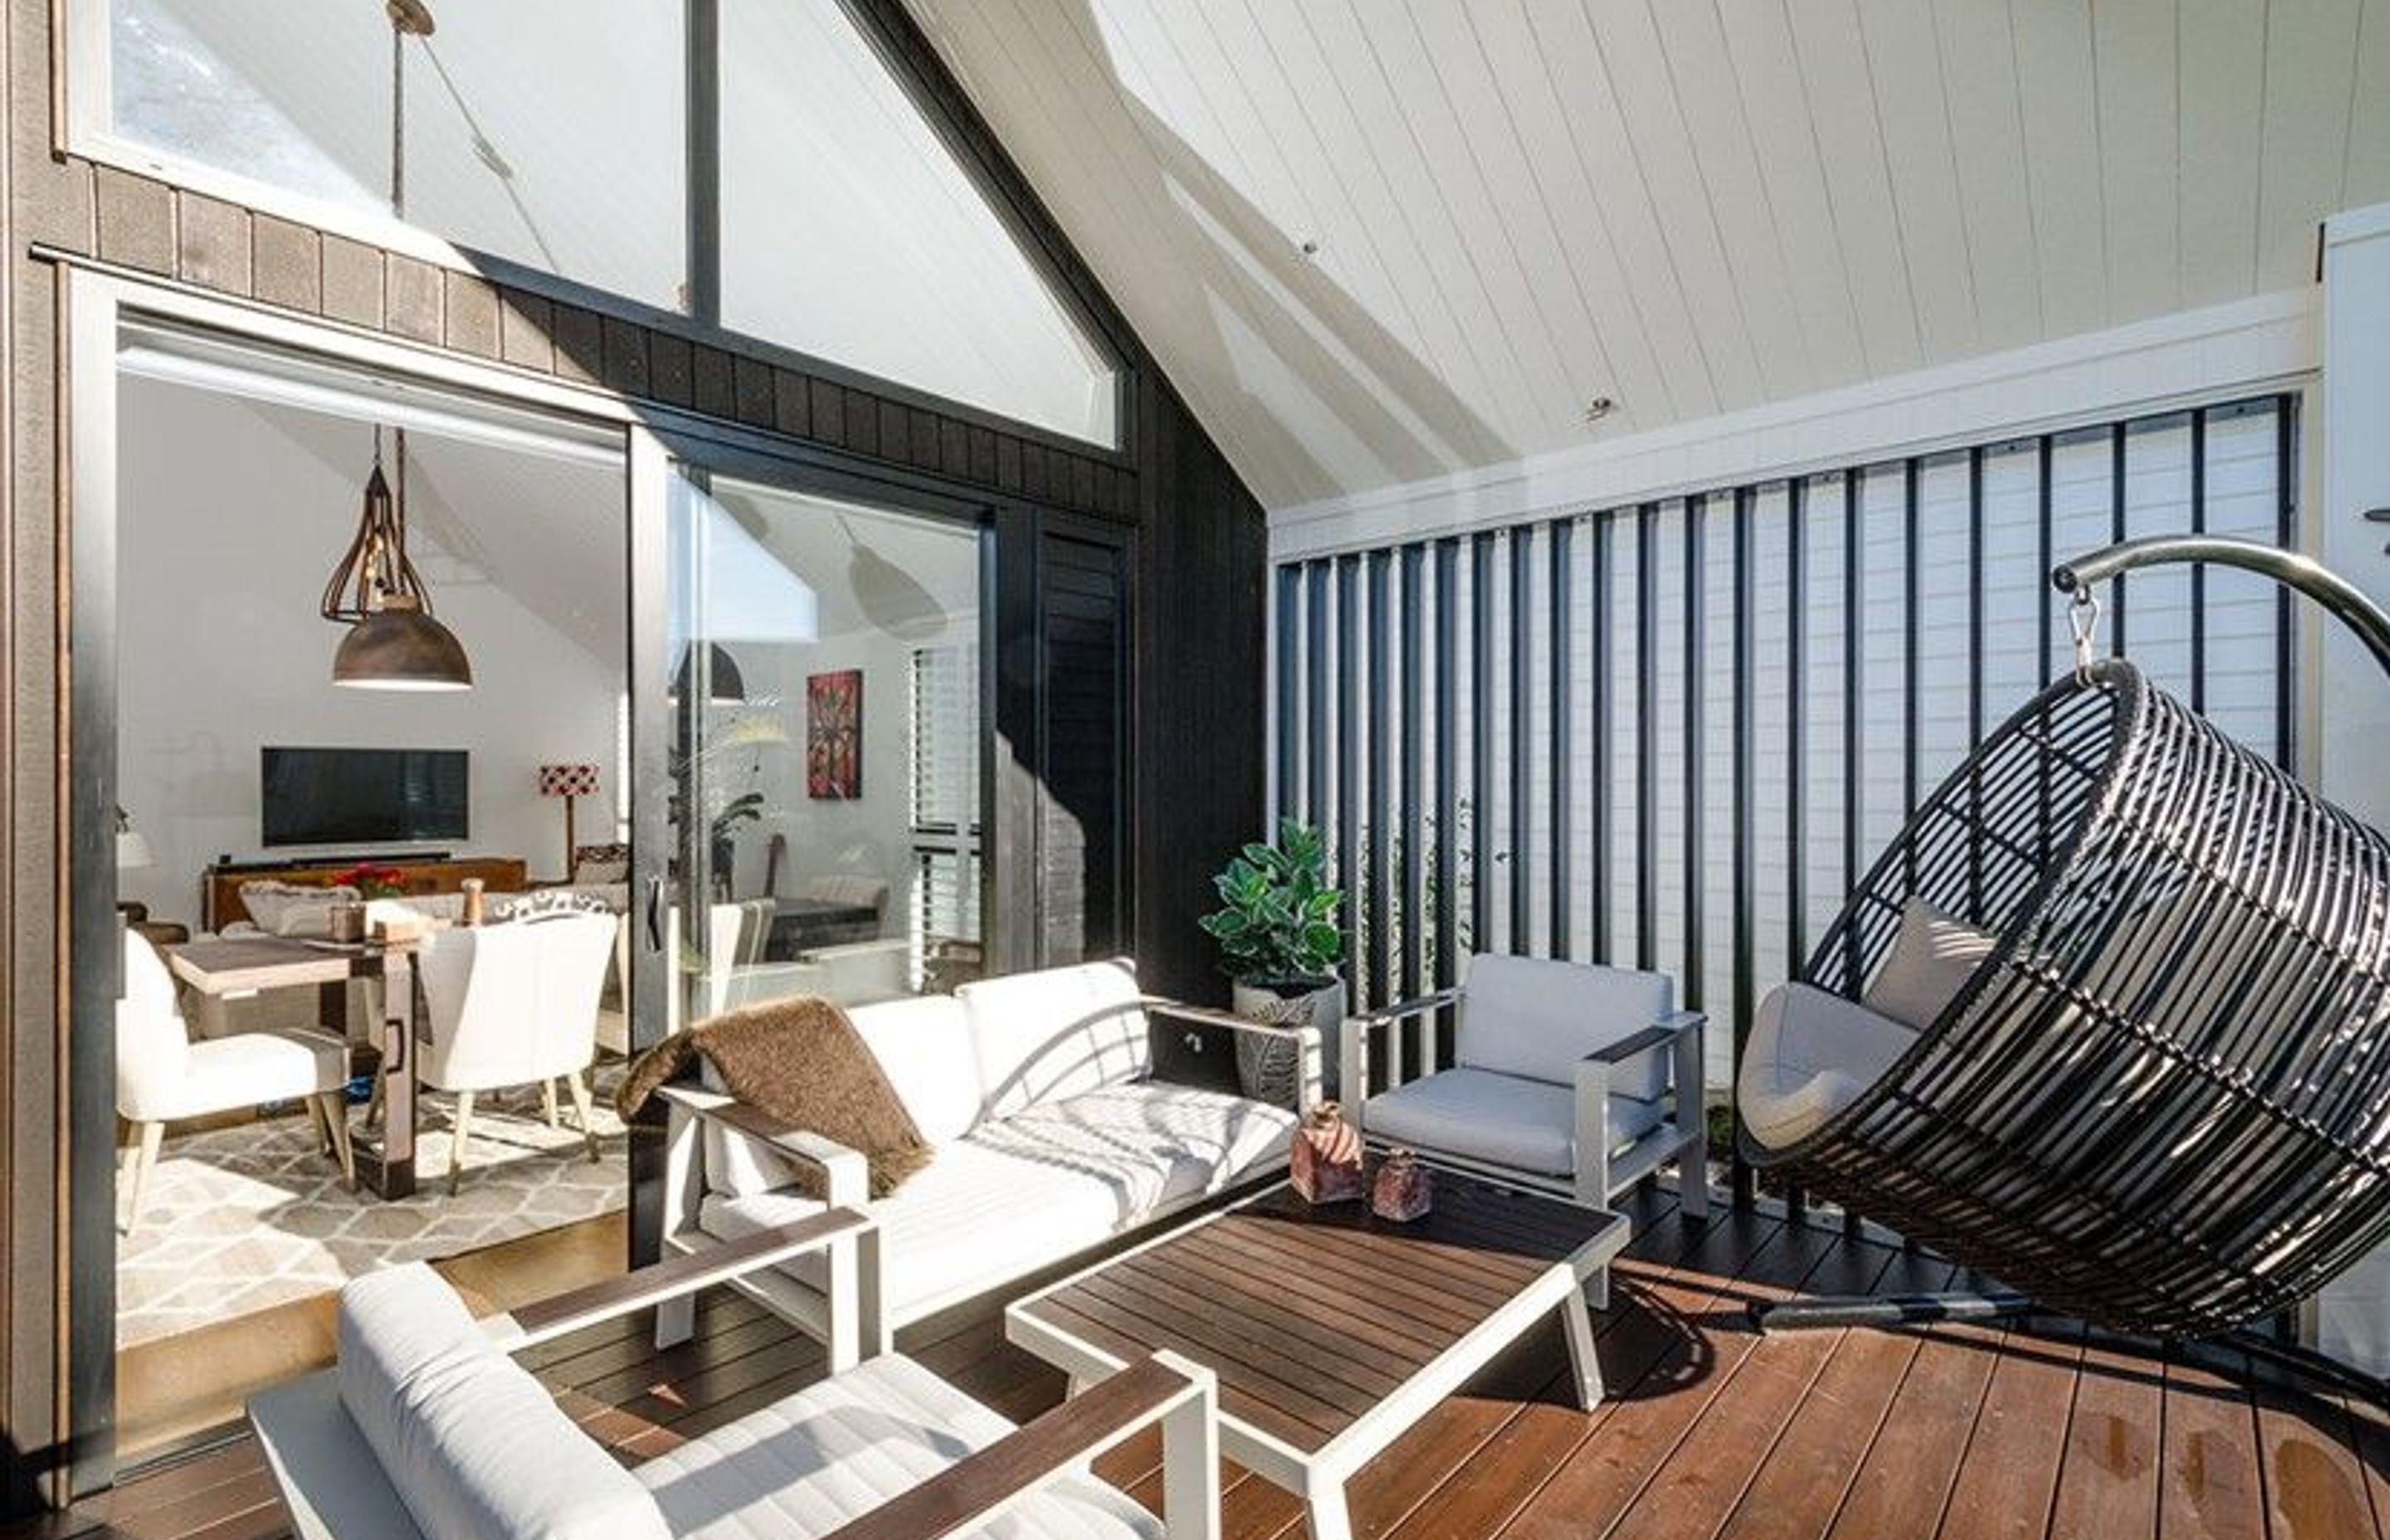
top-left (1746, 534), bottom-right (2390, 1404)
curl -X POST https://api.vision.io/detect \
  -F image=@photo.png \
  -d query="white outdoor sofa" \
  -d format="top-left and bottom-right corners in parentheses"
top-left (656, 958), bottom-right (1316, 1359)
top-left (248, 1207), bottom-right (1221, 1539)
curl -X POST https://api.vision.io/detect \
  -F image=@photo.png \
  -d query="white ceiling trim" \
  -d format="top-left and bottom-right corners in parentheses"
top-left (1271, 286), bottom-right (2319, 562)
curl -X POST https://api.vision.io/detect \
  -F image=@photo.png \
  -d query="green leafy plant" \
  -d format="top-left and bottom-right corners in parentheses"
top-left (1199, 818), bottom-right (1346, 986)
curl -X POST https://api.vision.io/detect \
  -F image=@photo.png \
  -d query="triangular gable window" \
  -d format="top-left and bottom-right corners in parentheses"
top-left (717, 2), bottom-right (1118, 446)
top-left (80, 0), bottom-right (1117, 446)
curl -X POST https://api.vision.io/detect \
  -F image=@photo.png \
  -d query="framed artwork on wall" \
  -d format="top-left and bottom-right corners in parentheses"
top-left (807, 669), bottom-right (863, 798)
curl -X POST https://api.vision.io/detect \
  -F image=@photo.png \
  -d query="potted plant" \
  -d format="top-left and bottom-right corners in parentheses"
top-left (1198, 818), bottom-right (1348, 1104)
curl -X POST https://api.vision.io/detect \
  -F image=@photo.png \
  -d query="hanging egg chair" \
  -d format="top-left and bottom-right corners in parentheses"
top-left (1738, 536), bottom-right (2390, 1341)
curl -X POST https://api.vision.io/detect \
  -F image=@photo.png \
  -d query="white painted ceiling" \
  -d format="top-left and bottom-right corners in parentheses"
top-left (905, 0), bottom-right (2390, 511)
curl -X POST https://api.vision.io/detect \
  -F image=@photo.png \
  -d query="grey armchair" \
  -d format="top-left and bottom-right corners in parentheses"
top-left (1342, 954), bottom-right (1707, 1293)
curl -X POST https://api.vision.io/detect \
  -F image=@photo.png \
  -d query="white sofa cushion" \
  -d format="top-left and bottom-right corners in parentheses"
top-left (702, 1083), bottom-right (1292, 1319)
top-left (1739, 983), bottom-right (1917, 1151)
top-left (241, 880), bottom-right (361, 938)
top-left (1363, 1066), bottom-right (1664, 1177)
top-left (1457, 954), bottom-right (1673, 1100)
top-left (704, 993), bottom-right (981, 1201)
top-left (338, 1263), bottom-right (668, 1540)
top-left (635, 1351), bottom-right (1158, 1540)
top-left (957, 960), bottom-right (1152, 1122)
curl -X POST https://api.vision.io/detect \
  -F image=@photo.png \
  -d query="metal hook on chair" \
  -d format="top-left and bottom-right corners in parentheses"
top-left (2066, 589), bottom-right (2102, 680)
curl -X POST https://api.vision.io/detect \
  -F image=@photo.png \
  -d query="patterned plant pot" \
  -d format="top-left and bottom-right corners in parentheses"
top-left (1230, 976), bottom-right (1345, 1106)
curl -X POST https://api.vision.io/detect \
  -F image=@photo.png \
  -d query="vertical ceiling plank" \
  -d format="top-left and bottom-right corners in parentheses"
top-left (1715, 2), bottom-right (1868, 389)
top-left (1407, 0), bottom-right (1626, 417)
top-left (2339, 0), bottom-right (2390, 208)
top-left (1929, 0), bottom-right (2042, 351)
top-left (1783, 0), bottom-right (1924, 378)
top-left (1463, 4), bottom-right (1673, 426)
top-left (2010, 0), bottom-right (2109, 338)
top-left (1243, 1), bottom-right (1505, 441)
top-left (1855, 0), bottom-right (1981, 360)
top-left (2092, 0), bottom-right (2182, 320)
top-left (2178, 0), bottom-right (2267, 307)
top-left (2257, 0), bottom-right (2364, 288)
top-left (1520, 1), bottom-right (1721, 422)
top-left (1646, 0), bottom-right (1814, 401)
top-left (1342, 3), bottom-right (1583, 435)
top-left (1578, 0), bottom-right (1768, 410)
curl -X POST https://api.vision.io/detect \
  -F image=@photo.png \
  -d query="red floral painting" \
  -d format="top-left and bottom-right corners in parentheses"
top-left (807, 670), bottom-right (862, 799)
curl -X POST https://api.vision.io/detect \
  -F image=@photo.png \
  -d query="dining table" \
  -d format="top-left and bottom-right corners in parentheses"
top-left (165, 934), bottom-right (424, 1199)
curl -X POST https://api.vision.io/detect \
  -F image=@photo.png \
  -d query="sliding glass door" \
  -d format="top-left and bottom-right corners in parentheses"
top-left (655, 451), bottom-right (991, 1040)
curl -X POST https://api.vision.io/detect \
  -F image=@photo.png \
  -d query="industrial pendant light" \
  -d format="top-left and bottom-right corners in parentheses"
top-left (315, 0), bottom-right (469, 690)
top-left (670, 643), bottom-right (747, 705)
top-left (321, 426), bottom-right (473, 691)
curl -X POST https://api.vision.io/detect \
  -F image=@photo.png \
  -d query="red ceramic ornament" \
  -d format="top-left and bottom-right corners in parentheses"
top-left (1371, 1148), bottom-right (1434, 1222)
top-left (1290, 1101), bottom-right (1364, 1204)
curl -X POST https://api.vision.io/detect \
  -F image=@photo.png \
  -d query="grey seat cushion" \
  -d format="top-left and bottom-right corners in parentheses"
top-left (1738, 983), bottom-right (1917, 1150)
top-left (634, 1352), bottom-right (1158, 1540)
top-left (1363, 1066), bottom-right (1662, 1178)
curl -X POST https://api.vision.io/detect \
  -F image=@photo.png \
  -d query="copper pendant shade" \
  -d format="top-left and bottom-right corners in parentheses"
top-left (320, 431), bottom-right (472, 690)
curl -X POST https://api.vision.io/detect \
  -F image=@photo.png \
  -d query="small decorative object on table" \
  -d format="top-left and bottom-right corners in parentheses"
top-left (328, 902), bottom-right (368, 943)
top-left (332, 862), bottom-right (407, 899)
top-left (1371, 1148), bottom-right (1433, 1222)
top-left (1290, 1100), bottom-right (1363, 1204)
top-left (460, 878), bottom-right (485, 928)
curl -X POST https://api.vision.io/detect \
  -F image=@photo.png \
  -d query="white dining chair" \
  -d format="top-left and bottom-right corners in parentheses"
top-left (413, 910), bottom-right (617, 1193)
top-left (115, 929), bottom-right (354, 1231)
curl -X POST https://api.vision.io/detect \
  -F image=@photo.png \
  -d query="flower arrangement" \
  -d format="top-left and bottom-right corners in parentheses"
top-left (331, 863), bottom-right (407, 899)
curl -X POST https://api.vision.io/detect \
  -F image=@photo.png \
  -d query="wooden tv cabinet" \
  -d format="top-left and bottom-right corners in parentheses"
top-left (202, 855), bottom-right (529, 931)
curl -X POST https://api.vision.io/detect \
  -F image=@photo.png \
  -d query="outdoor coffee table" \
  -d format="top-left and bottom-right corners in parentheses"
top-left (1005, 1171), bottom-right (1629, 1540)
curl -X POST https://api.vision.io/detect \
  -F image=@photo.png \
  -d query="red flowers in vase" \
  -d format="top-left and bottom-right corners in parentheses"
top-left (331, 863), bottom-right (407, 899)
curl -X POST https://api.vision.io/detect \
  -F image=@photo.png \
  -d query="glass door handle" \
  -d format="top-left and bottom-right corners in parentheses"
top-left (646, 874), bottom-right (665, 952)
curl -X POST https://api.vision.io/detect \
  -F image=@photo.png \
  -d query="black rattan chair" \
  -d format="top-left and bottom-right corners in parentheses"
top-left (1742, 536), bottom-right (2390, 1343)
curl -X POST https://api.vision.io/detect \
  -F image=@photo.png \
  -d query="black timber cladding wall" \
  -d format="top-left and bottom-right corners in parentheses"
top-left (0, 0), bottom-right (1267, 1508)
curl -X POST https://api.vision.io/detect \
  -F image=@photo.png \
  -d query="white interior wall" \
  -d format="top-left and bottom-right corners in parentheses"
top-left (115, 378), bottom-right (622, 925)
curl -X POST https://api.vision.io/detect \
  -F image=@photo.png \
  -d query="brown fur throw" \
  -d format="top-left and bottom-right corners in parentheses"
top-left (617, 995), bottom-right (929, 1198)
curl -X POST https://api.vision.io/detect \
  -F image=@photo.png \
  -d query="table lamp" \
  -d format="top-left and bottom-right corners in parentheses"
top-left (537, 764), bottom-right (600, 881)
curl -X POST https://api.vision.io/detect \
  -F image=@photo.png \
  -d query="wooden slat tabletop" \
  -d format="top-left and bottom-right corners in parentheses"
top-left (1013, 1174), bottom-right (1622, 1455)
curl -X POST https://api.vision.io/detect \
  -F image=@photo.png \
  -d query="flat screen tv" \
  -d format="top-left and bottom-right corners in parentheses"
top-left (261, 747), bottom-right (469, 847)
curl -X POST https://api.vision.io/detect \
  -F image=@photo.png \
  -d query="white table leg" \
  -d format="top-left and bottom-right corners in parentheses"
top-left (1561, 1289), bottom-right (1605, 1408)
top-left (1304, 1472), bottom-right (1354, 1540)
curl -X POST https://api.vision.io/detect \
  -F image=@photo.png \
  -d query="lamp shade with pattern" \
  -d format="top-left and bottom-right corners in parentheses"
top-left (539, 764), bottom-right (601, 881)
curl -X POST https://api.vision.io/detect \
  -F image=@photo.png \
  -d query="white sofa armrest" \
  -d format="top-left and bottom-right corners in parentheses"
top-left (651, 1082), bottom-right (876, 1364)
top-left (653, 1082), bottom-right (871, 1206)
top-left (817, 1352), bottom-right (1221, 1540)
top-left (1144, 997), bottom-right (1324, 1110)
top-left (488, 1206), bottom-right (877, 1352)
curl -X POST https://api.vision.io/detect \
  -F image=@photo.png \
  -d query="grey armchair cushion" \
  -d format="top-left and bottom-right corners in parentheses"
top-left (1457, 954), bottom-right (1674, 1099)
top-left (1363, 1067), bottom-right (1665, 1177)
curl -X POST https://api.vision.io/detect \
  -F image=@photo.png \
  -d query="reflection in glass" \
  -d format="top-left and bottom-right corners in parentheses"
top-left (108, 0), bottom-right (686, 309)
top-left (668, 475), bottom-right (982, 1026)
top-left (718, 0), bottom-right (1117, 445)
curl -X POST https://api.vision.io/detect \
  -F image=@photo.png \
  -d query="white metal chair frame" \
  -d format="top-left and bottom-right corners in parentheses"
top-left (247, 1208), bottom-right (1222, 1540)
top-left (1340, 985), bottom-right (1710, 1235)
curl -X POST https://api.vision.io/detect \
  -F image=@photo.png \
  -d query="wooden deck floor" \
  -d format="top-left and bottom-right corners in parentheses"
top-left (15, 1186), bottom-right (2386, 1540)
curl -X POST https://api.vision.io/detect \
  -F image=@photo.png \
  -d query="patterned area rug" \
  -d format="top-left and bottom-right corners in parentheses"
top-left (117, 1078), bottom-right (628, 1348)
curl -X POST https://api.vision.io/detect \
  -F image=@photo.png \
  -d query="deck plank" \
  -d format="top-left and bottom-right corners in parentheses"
top-left (19, 1187), bottom-right (2381, 1540)
top-left (2045, 1338), bottom-right (2168, 1540)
